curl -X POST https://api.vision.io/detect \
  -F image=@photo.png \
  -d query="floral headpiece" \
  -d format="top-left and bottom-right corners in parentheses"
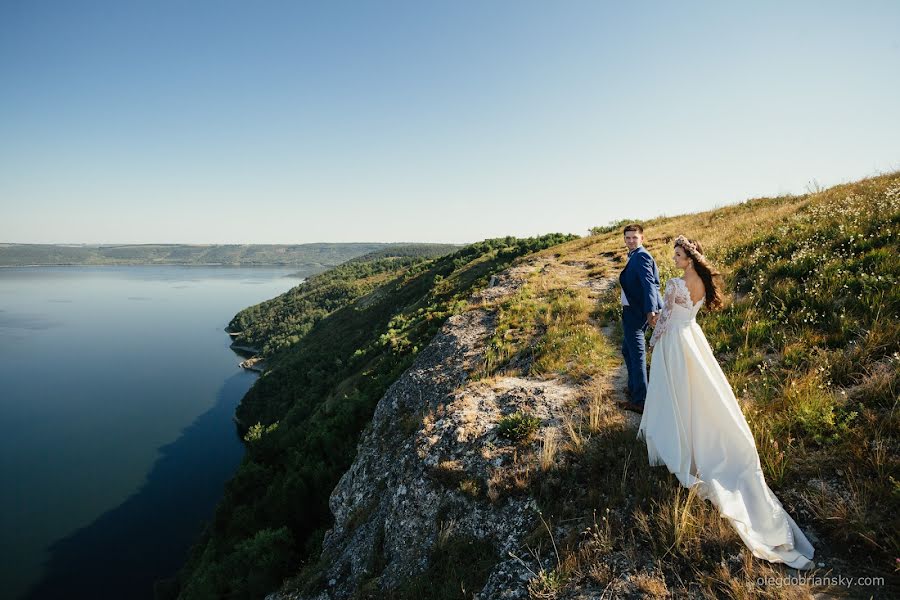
top-left (674, 235), bottom-right (700, 257)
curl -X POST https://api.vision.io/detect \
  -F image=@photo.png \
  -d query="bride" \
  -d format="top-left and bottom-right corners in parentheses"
top-left (638, 235), bottom-right (815, 570)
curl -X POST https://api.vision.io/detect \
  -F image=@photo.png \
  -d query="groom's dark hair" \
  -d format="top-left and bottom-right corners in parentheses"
top-left (623, 223), bottom-right (644, 234)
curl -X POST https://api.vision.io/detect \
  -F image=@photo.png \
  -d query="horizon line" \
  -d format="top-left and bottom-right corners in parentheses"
top-left (0, 240), bottom-right (477, 247)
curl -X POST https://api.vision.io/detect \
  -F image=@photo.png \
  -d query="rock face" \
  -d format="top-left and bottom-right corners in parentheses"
top-left (238, 356), bottom-right (266, 372)
top-left (323, 307), bottom-right (496, 596)
top-left (271, 263), bottom-right (585, 599)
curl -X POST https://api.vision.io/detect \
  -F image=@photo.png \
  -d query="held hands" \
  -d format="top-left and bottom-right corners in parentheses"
top-left (647, 311), bottom-right (660, 351)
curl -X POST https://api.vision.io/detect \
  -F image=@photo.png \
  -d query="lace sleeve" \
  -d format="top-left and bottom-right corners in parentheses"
top-left (649, 279), bottom-right (677, 349)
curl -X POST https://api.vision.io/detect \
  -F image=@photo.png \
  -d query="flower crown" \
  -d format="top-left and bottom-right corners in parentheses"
top-left (674, 235), bottom-right (700, 257)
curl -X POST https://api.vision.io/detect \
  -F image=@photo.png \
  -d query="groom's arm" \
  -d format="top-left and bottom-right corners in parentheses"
top-left (636, 254), bottom-right (659, 320)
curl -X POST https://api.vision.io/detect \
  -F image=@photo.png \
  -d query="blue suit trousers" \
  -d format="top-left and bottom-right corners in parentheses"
top-left (621, 306), bottom-right (649, 406)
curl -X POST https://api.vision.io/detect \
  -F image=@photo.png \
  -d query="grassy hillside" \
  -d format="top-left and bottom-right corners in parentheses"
top-left (0, 242), bottom-right (453, 267)
top-left (158, 234), bottom-right (577, 599)
top-left (226, 244), bottom-right (461, 357)
top-left (466, 171), bottom-right (898, 597)
top-left (161, 171), bottom-right (898, 599)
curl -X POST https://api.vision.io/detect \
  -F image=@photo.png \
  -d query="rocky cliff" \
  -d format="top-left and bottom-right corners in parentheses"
top-left (270, 259), bottom-right (610, 599)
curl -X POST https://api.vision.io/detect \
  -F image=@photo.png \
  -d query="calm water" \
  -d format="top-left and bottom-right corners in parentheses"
top-left (0, 265), bottom-right (307, 599)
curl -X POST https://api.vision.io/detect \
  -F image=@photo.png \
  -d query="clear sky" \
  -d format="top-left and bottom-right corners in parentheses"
top-left (1, 0), bottom-right (898, 245)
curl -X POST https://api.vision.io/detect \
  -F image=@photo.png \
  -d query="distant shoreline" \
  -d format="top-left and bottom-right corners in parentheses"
top-left (0, 263), bottom-right (314, 268)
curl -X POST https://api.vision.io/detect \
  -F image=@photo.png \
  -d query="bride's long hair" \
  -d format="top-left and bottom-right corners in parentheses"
top-left (675, 237), bottom-right (726, 310)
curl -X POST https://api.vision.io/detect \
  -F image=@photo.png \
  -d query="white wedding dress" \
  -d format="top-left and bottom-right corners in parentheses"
top-left (638, 277), bottom-right (815, 569)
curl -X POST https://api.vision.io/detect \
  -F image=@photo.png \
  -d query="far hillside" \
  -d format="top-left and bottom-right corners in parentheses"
top-left (0, 242), bottom-right (462, 268)
top-left (226, 243), bottom-right (470, 359)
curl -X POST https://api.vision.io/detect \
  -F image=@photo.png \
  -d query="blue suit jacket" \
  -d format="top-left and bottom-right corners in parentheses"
top-left (619, 246), bottom-right (665, 317)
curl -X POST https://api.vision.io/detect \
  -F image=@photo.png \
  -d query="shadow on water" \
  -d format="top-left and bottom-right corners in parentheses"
top-left (24, 371), bottom-right (255, 600)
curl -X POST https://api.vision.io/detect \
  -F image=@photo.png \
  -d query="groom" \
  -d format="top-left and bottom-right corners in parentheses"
top-left (617, 223), bottom-right (664, 414)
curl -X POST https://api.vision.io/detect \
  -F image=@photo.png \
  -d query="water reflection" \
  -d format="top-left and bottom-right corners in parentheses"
top-left (24, 371), bottom-right (254, 600)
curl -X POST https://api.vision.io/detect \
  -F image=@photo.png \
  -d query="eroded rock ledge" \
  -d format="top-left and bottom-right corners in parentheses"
top-left (271, 262), bottom-right (586, 599)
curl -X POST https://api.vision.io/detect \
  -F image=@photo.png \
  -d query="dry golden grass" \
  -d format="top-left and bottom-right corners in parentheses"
top-left (540, 428), bottom-right (560, 471)
top-left (580, 375), bottom-right (627, 434)
top-left (509, 172), bottom-right (900, 597)
top-left (428, 172), bottom-right (899, 599)
top-left (485, 456), bottom-right (533, 504)
top-left (632, 570), bottom-right (670, 598)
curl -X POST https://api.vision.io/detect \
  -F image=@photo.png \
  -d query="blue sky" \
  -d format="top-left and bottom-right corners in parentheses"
top-left (1, 0), bottom-right (898, 244)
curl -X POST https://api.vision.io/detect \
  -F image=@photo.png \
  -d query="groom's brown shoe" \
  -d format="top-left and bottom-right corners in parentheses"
top-left (616, 400), bottom-right (644, 414)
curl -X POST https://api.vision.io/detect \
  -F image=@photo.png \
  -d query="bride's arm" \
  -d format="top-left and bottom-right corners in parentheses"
top-left (649, 279), bottom-right (675, 349)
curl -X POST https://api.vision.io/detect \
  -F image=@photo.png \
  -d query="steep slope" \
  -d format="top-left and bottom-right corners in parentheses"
top-left (267, 172), bottom-right (899, 599)
top-left (160, 235), bottom-right (577, 599)
top-left (226, 245), bottom-right (461, 366)
top-left (270, 255), bottom-right (620, 600)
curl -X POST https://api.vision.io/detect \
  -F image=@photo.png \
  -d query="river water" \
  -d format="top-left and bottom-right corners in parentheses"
top-left (0, 265), bottom-right (305, 599)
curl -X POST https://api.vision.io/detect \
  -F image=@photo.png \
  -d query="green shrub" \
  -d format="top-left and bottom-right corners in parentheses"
top-left (496, 411), bottom-right (541, 442)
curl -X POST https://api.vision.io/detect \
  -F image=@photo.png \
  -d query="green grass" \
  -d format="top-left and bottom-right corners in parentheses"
top-left (496, 411), bottom-right (542, 442)
top-left (473, 265), bottom-right (616, 382)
